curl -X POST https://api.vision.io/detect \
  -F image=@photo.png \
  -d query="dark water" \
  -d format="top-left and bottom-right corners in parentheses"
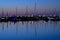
top-left (0, 21), bottom-right (60, 40)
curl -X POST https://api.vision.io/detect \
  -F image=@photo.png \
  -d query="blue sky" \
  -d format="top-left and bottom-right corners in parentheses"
top-left (0, 0), bottom-right (60, 10)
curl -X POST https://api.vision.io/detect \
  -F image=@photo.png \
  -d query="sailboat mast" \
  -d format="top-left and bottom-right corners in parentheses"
top-left (33, 0), bottom-right (37, 16)
top-left (2, 8), bottom-right (4, 17)
top-left (26, 6), bottom-right (28, 16)
top-left (6, 11), bottom-right (8, 17)
top-left (34, 1), bottom-right (36, 14)
top-left (16, 7), bottom-right (17, 17)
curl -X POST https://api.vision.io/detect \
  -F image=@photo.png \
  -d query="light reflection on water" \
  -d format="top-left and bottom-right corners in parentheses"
top-left (0, 21), bottom-right (60, 40)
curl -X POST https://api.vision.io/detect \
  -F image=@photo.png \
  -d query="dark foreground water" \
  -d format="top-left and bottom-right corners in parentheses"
top-left (0, 21), bottom-right (60, 40)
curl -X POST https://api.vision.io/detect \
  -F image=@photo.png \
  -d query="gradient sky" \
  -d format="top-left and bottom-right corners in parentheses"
top-left (0, 0), bottom-right (60, 14)
top-left (0, 0), bottom-right (60, 9)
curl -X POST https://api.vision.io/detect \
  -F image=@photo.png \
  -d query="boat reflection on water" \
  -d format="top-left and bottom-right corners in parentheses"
top-left (0, 21), bottom-right (60, 40)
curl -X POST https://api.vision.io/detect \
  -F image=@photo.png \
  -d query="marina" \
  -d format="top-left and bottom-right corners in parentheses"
top-left (0, 15), bottom-right (60, 22)
top-left (0, 0), bottom-right (60, 40)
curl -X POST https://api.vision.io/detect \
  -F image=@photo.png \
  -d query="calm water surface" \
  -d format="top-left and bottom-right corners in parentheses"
top-left (0, 21), bottom-right (60, 40)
